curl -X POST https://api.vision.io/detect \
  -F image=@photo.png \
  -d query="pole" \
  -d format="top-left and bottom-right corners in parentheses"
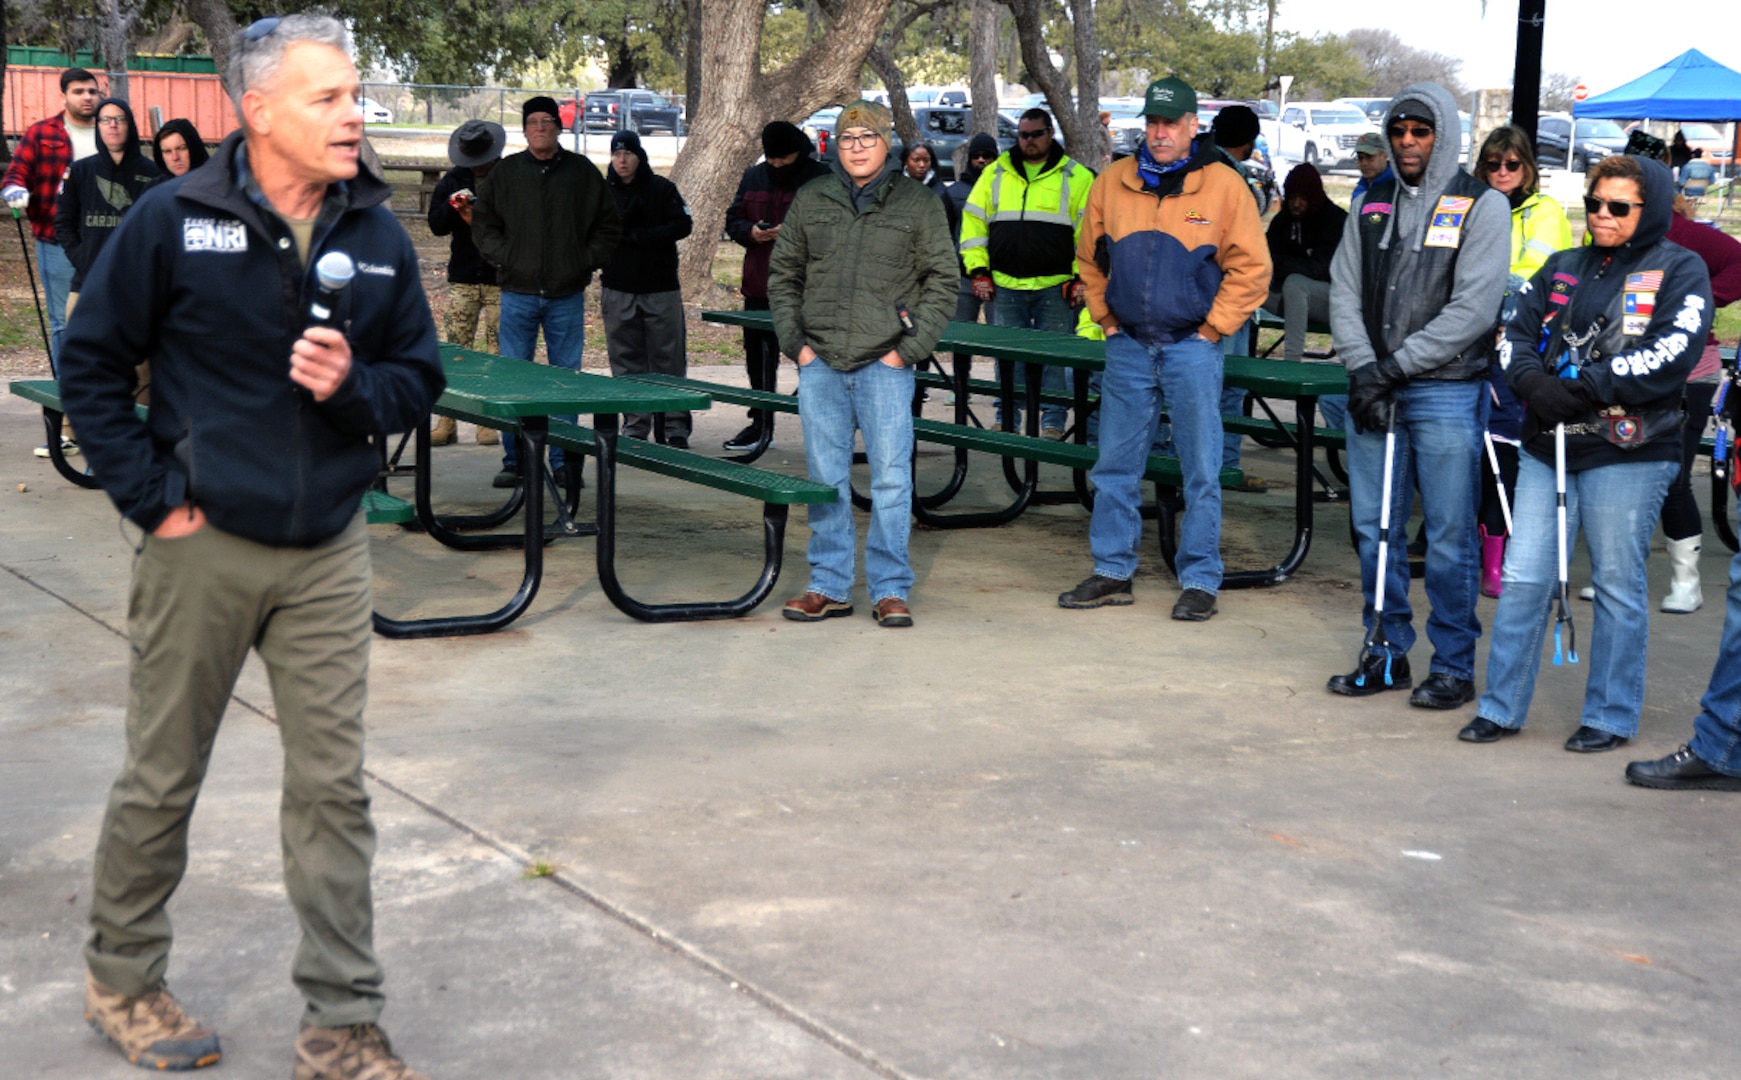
top-left (1513, 0), bottom-right (1546, 153)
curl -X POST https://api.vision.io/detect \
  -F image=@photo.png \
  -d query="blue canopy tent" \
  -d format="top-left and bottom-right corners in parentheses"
top-left (1574, 49), bottom-right (1741, 122)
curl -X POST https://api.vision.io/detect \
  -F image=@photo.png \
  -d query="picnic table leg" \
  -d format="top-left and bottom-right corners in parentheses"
top-left (912, 355), bottom-right (969, 510)
top-left (1219, 394), bottom-right (1317, 589)
top-left (592, 414), bottom-right (789, 621)
top-left (373, 418), bottom-right (547, 638)
top-left (1013, 360), bottom-right (1078, 506)
top-left (39, 407), bottom-right (100, 489)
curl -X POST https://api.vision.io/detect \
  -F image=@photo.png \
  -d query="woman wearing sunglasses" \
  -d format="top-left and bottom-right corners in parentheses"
top-left (1459, 154), bottom-right (1713, 753)
top-left (1472, 126), bottom-right (1574, 597)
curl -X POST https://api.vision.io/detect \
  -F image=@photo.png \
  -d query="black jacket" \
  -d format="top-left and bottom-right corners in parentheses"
top-left (472, 147), bottom-right (621, 298)
top-left (55, 98), bottom-right (161, 290)
top-left (58, 132), bottom-right (445, 545)
top-left (1503, 156), bottom-right (1713, 471)
top-left (601, 147), bottom-right (692, 294)
top-left (1266, 201), bottom-right (1346, 285)
top-left (428, 165), bottom-right (496, 286)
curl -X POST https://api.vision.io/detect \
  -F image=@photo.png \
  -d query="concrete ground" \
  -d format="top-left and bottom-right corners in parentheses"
top-left (2, 377), bottom-right (1738, 1079)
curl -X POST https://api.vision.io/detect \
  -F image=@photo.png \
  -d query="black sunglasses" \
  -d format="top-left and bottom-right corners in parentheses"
top-left (243, 15), bottom-right (282, 41)
top-left (1584, 195), bottom-right (1643, 218)
top-left (1388, 124), bottom-right (1433, 140)
top-left (1484, 157), bottom-right (1525, 173)
top-left (1016, 129), bottom-right (1050, 140)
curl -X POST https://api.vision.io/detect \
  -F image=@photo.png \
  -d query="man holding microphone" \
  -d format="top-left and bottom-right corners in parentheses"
top-left (58, 14), bottom-right (442, 1077)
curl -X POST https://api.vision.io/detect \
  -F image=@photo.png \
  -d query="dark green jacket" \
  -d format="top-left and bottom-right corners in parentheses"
top-left (768, 167), bottom-right (957, 372)
top-left (471, 147), bottom-right (621, 298)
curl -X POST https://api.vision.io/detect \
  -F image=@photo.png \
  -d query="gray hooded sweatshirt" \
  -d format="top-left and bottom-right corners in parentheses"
top-left (1328, 82), bottom-right (1508, 379)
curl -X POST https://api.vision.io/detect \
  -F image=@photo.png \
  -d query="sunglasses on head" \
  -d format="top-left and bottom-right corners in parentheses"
top-left (1016, 129), bottom-right (1049, 140)
top-left (1484, 157), bottom-right (1525, 173)
top-left (1584, 195), bottom-right (1643, 218)
top-left (1388, 124), bottom-right (1433, 140)
top-left (243, 15), bottom-right (282, 41)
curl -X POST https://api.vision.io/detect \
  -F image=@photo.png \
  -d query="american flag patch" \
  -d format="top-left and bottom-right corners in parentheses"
top-left (1625, 270), bottom-right (1664, 291)
top-left (1437, 195), bottom-right (1474, 213)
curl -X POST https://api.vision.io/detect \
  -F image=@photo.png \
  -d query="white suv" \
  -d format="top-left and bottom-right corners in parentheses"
top-left (1273, 102), bottom-right (1378, 169)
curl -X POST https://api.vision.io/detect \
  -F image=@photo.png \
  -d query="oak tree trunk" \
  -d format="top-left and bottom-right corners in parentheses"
top-left (868, 44), bottom-right (920, 150)
top-left (670, 0), bottom-right (896, 301)
top-left (1003, 0), bottom-right (1100, 160)
top-left (969, 0), bottom-right (1001, 137)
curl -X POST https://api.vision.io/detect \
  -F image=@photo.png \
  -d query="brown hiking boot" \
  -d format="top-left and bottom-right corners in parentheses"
top-left (294, 1022), bottom-right (429, 1080)
top-left (475, 425), bottom-right (500, 446)
top-left (428, 415), bottom-right (457, 445)
top-left (84, 971), bottom-right (222, 1070)
top-left (782, 591), bottom-right (853, 621)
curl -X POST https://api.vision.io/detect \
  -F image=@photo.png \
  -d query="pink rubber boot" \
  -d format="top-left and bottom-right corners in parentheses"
top-left (1480, 525), bottom-right (1505, 599)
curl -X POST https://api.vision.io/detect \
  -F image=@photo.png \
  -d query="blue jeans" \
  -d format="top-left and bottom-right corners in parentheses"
top-left (497, 290), bottom-right (587, 471)
top-left (1090, 332), bottom-right (1223, 592)
top-left (1318, 394), bottom-right (1349, 432)
top-left (993, 287), bottom-right (1073, 432)
top-left (1218, 319), bottom-right (1253, 469)
top-left (796, 359), bottom-right (915, 603)
top-left (38, 240), bottom-right (72, 368)
top-left (954, 276), bottom-right (996, 324)
top-left (1476, 455), bottom-right (1676, 736)
top-left (1346, 379), bottom-right (1485, 679)
top-left (1690, 543), bottom-right (1741, 775)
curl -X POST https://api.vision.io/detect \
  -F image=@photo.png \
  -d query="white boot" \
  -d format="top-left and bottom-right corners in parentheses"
top-left (1661, 535), bottom-right (1704, 613)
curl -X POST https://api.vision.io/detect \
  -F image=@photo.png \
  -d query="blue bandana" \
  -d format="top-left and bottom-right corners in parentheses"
top-left (1135, 140), bottom-right (1191, 190)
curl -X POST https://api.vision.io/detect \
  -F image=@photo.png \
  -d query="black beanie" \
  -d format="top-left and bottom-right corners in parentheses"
top-left (522, 96), bottom-right (560, 124)
top-left (761, 121), bottom-right (808, 159)
top-left (966, 132), bottom-right (999, 159)
top-left (1212, 105), bottom-right (1260, 148)
top-left (610, 129), bottom-right (643, 156)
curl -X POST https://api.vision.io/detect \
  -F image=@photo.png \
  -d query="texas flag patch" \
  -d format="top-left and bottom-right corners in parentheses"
top-left (1623, 286), bottom-right (1656, 335)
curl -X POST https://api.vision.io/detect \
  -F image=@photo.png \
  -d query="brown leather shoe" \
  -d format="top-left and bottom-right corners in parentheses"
top-left (782, 591), bottom-right (853, 621)
top-left (85, 972), bottom-right (222, 1070)
top-left (873, 596), bottom-right (913, 627)
top-left (294, 1022), bottom-right (428, 1080)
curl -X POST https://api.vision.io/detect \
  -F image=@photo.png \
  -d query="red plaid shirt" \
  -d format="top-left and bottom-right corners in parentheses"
top-left (2, 115), bottom-right (74, 242)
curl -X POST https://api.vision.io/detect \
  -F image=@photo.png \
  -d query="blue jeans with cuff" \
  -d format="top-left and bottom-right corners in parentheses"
top-left (796, 358), bottom-right (916, 604)
top-left (498, 290), bottom-right (587, 472)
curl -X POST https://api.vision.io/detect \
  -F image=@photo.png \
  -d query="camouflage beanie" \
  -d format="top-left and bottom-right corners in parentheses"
top-left (835, 99), bottom-right (893, 146)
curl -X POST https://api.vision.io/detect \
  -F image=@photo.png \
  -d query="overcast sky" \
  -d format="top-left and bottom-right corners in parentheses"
top-left (1273, 0), bottom-right (1741, 99)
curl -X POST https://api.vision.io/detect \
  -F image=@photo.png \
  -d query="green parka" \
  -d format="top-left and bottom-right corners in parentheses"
top-left (768, 166), bottom-right (958, 372)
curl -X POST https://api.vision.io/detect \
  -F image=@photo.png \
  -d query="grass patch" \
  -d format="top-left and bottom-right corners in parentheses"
top-left (522, 858), bottom-right (560, 879)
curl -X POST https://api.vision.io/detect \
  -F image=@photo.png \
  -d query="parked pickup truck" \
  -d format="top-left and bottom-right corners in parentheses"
top-left (579, 90), bottom-right (684, 135)
top-left (1269, 101), bottom-right (1378, 169)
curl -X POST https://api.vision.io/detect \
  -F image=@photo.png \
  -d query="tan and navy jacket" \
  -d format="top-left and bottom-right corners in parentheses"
top-left (1077, 139), bottom-right (1269, 347)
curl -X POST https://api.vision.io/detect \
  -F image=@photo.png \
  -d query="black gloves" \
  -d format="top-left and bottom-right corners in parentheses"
top-left (1347, 358), bottom-right (1405, 433)
top-left (1515, 370), bottom-right (1598, 424)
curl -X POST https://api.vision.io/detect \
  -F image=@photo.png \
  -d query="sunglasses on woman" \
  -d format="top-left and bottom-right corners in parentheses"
top-left (1483, 157), bottom-right (1524, 173)
top-left (1584, 196), bottom-right (1644, 218)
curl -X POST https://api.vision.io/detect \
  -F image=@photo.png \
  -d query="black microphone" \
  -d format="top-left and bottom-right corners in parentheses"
top-left (309, 250), bottom-right (355, 328)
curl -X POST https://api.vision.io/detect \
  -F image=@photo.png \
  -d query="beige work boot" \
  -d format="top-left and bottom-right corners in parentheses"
top-left (84, 971), bottom-right (222, 1070)
top-left (475, 425), bottom-right (500, 446)
top-left (428, 416), bottom-right (457, 445)
top-left (294, 1022), bottom-right (429, 1080)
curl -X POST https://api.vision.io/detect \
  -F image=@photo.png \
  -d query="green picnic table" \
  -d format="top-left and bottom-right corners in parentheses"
top-left (702, 310), bottom-right (1350, 587)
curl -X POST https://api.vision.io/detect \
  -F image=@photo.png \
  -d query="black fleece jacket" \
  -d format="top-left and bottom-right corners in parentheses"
top-left (601, 148), bottom-right (692, 294)
top-left (472, 147), bottom-right (622, 298)
top-left (58, 133), bottom-right (445, 544)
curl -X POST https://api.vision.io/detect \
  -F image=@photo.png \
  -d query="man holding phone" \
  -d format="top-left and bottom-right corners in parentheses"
top-left (427, 117), bottom-right (505, 445)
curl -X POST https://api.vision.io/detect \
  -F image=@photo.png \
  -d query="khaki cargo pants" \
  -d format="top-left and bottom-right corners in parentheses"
top-left (85, 515), bottom-right (386, 1027)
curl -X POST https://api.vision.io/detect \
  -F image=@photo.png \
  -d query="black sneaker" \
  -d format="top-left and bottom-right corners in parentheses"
top-left (1625, 745), bottom-right (1741, 791)
top-left (1171, 588), bottom-right (1217, 621)
top-left (723, 425), bottom-right (767, 453)
top-left (1409, 672), bottom-right (1476, 710)
top-left (1057, 574), bottom-right (1133, 609)
top-left (1326, 650), bottom-right (1412, 696)
top-left (666, 436), bottom-right (690, 450)
top-left (491, 468), bottom-right (521, 489)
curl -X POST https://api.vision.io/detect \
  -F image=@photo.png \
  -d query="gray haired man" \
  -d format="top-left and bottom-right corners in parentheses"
top-left (60, 13), bottom-right (440, 1078)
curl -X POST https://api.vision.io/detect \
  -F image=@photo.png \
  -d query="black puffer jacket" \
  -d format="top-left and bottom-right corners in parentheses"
top-left (1503, 156), bottom-right (1714, 471)
top-left (601, 141), bottom-right (692, 294)
top-left (472, 147), bottom-right (621, 298)
top-left (55, 98), bottom-right (161, 290)
top-left (58, 133), bottom-right (444, 545)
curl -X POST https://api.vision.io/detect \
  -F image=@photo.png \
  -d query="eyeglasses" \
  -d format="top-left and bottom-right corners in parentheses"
top-left (1483, 157), bottom-right (1525, 173)
top-left (243, 16), bottom-right (282, 41)
top-left (1388, 124), bottom-right (1434, 140)
top-left (1016, 129), bottom-right (1049, 141)
top-left (1584, 195), bottom-right (1644, 218)
top-left (97, 115), bottom-right (129, 127)
top-left (836, 132), bottom-right (881, 149)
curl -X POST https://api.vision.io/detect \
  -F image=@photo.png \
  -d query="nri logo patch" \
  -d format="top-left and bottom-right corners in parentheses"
top-left (182, 217), bottom-right (248, 253)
